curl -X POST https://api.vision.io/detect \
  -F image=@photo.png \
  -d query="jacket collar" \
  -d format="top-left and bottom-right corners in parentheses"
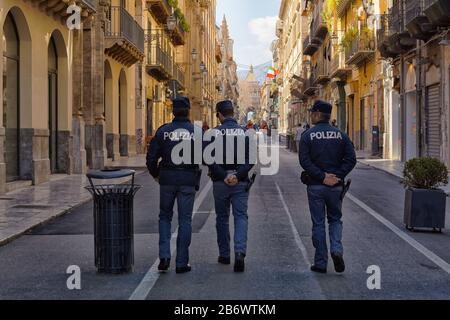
top-left (222, 117), bottom-right (237, 125)
top-left (173, 117), bottom-right (191, 123)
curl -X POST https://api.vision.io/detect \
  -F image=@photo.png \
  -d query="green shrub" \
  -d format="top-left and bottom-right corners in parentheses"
top-left (168, 0), bottom-right (178, 8)
top-left (403, 157), bottom-right (448, 189)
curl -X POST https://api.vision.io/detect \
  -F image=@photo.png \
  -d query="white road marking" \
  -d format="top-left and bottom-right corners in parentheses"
top-left (275, 182), bottom-right (310, 264)
top-left (129, 180), bottom-right (213, 300)
top-left (347, 193), bottom-right (450, 275)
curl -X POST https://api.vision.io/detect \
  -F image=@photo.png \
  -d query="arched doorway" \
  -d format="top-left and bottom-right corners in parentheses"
top-left (119, 69), bottom-right (128, 157)
top-left (3, 13), bottom-right (20, 182)
top-left (48, 36), bottom-right (58, 173)
top-left (104, 60), bottom-right (114, 159)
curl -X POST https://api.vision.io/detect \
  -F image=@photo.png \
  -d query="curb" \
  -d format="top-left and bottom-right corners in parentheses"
top-left (357, 160), bottom-right (403, 180)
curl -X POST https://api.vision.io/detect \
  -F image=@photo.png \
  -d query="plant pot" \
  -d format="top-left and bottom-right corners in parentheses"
top-left (404, 188), bottom-right (446, 231)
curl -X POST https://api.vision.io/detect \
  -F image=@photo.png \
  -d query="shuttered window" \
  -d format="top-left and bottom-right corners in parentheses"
top-left (425, 84), bottom-right (441, 159)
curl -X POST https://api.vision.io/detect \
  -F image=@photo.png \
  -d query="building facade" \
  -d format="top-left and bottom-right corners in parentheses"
top-left (238, 66), bottom-right (261, 124)
top-left (0, 0), bottom-right (224, 194)
top-left (217, 16), bottom-right (239, 113)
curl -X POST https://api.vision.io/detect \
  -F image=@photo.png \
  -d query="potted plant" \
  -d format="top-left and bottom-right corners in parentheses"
top-left (403, 157), bottom-right (448, 232)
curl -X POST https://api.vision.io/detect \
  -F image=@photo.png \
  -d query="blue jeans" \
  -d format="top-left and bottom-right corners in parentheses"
top-left (159, 185), bottom-right (196, 268)
top-left (213, 181), bottom-right (249, 258)
top-left (307, 185), bottom-right (344, 269)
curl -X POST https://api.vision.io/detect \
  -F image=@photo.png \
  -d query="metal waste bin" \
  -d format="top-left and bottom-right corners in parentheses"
top-left (86, 169), bottom-right (141, 274)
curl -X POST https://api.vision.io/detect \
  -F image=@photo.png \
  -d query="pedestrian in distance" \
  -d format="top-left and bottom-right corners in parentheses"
top-left (206, 100), bottom-right (255, 272)
top-left (299, 100), bottom-right (356, 274)
top-left (146, 97), bottom-right (202, 274)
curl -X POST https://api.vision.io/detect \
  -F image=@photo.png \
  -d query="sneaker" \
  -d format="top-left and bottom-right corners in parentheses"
top-left (331, 253), bottom-right (345, 273)
top-left (310, 265), bottom-right (327, 274)
top-left (234, 253), bottom-right (245, 273)
top-left (158, 259), bottom-right (170, 272)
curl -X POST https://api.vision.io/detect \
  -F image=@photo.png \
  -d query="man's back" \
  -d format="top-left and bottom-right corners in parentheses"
top-left (146, 117), bottom-right (199, 186)
top-left (299, 122), bottom-right (356, 184)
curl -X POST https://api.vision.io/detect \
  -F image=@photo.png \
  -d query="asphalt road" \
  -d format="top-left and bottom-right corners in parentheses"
top-left (1, 147), bottom-right (450, 300)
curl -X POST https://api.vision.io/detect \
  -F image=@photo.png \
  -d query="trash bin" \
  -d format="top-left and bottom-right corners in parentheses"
top-left (85, 169), bottom-right (141, 274)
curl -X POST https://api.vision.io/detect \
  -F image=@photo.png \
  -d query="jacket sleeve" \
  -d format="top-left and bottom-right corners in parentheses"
top-left (146, 128), bottom-right (163, 179)
top-left (203, 132), bottom-right (228, 181)
top-left (236, 135), bottom-right (255, 181)
top-left (299, 133), bottom-right (326, 182)
top-left (336, 134), bottom-right (357, 178)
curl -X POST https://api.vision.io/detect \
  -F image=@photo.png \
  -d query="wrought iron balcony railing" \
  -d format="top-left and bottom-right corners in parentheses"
top-left (105, 6), bottom-right (145, 54)
top-left (345, 33), bottom-right (376, 66)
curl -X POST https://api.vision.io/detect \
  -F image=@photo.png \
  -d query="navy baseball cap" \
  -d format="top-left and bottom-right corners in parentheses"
top-left (216, 100), bottom-right (234, 114)
top-left (308, 100), bottom-right (332, 114)
top-left (172, 96), bottom-right (190, 109)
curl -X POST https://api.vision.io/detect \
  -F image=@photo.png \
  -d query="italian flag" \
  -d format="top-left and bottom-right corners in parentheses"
top-left (266, 67), bottom-right (279, 79)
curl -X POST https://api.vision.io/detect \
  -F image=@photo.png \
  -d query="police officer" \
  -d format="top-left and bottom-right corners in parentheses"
top-left (206, 100), bottom-right (254, 272)
top-left (146, 97), bottom-right (200, 274)
top-left (299, 100), bottom-right (356, 274)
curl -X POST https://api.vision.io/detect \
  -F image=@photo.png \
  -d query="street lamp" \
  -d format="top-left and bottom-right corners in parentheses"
top-left (200, 61), bottom-right (207, 74)
top-left (167, 15), bottom-right (177, 32)
top-left (331, 32), bottom-right (339, 47)
top-left (191, 48), bottom-right (198, 61)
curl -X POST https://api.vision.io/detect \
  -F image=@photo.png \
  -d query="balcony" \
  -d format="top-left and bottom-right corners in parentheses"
top-left (105, 6), bottom-right (145, 66)
top-left (345, 34), bottom-right (375, 66)
top-left (405, 0), bottom-right (436, 40)
top-left (330, 51), bottom-right (352, 79)
top-left (170, 17), bottom-right (186, 46)
top-left (146, 37), bottom-right (173, 81)
top-left (337, 0), bottom-right (352, 17)
top-left (424, 0), bottom-right (450, 26)
top-left (311, 1), bottom-right (328, 41)
top-left (303, 71), bottom-right (319, 96)
top-left (315, 58), bottom-right (330, 85)
top-left (303, 35), bottom-right (320, 56)
top-left (172, 63), bottom-right (185, 89)
top-left (377, 14), bottom-right (399, 59)
top-left (147, 0), bottom-right (173, 25)
top-left (26, 0), bottom-right (96, 24)
top-left (385, 1), bottom-right (416, 55)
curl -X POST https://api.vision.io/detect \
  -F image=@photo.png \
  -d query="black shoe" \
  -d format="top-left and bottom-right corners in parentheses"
top-left (176, 265), bottom-right (192, 274)
top-left (218, 256), bottom-right (231, 265)
top-left (331, 253), bottom-right (345, 273)
top-left (158, 259), bottom-right (170, 272)
top-left (310, 265), bottom-right (327, 274)
top-left (234, 253), bottom-right (245, 273)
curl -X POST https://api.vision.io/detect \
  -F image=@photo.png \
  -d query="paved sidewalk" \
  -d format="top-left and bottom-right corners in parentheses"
top-left (0, 172), bottom-right (142, 246)
top-left (106, 155), bottom-right (146, 169)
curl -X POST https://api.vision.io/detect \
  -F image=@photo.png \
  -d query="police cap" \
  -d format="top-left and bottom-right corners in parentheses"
top-left (173, 96), bottom-right (190, 110)
top-left (308, 100), bottom-right (332, 115)
top-left (216, 100), bottom-right (234, 114)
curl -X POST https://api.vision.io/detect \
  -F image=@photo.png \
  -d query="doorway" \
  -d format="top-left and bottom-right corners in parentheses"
top-left (48, 37), bottom-right (58, 173)
top-left (3, 13), bottom-right (20, 182)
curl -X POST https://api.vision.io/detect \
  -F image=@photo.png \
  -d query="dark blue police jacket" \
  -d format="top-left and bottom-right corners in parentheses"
top-left (299, 121), bottom-right (356, 185)
top-left (146, 117), bottom-right (200, 186)
top-left (205, 118), bottom-right (254, 182)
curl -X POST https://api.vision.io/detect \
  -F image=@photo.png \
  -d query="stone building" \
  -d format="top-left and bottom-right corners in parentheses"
top-left (238, 66), bottom-right (261, 124)
top-left (0, 0), bottom-right (98, 193)
top-left (216, 16), bottom-right (239, 111)
top-left (144, 0), bottom-right (188, 140)
top-left (378, 0), bottom-right (450, 164)
top-left (183, 0), bottom-right (220, 128)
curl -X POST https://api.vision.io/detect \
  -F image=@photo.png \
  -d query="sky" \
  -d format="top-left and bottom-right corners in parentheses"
top-left (217, 0), bottom-right (281, 70)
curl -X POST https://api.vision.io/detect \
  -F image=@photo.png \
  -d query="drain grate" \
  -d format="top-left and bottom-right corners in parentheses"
top-left (0, 197), bottom-right (15, 201)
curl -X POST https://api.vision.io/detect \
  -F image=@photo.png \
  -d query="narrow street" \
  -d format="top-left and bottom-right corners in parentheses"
top-left (1, 147), bottom-right (450, 300)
